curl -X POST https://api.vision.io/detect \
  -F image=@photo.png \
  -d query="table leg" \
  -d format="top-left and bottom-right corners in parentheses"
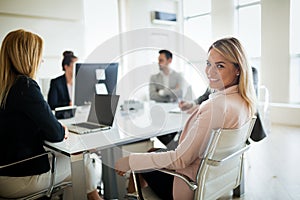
top-left (102, 147), bottom-right (125, 199)
top-left (70, 153), bottom-right (87, 200)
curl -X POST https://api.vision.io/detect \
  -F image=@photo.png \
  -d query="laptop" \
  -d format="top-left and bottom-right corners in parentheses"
top-left (67, 94), bottom-right (120, 134)
top-left (54, 106), bottom-right (77, 119)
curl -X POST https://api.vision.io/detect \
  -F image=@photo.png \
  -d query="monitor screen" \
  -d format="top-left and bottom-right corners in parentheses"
top-left (74, 63), bottom-right (118, 106)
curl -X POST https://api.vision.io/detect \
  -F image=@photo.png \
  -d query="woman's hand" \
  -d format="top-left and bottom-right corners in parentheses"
top-left (115, 156), bottom-right (130, 176)
top-left (61, 124), bottom-right (69, 139)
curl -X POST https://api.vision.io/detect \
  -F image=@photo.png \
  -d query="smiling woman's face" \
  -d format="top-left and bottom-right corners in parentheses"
top-left (205, 48), bottom-right (240, 91)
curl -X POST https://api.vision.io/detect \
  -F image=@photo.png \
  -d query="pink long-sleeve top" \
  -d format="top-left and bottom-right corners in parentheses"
top-left (129, 85), bottom-right (250, 199)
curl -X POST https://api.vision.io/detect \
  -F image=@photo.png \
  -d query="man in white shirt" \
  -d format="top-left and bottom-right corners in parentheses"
top-left (149, 50), bottom-right (183, 103)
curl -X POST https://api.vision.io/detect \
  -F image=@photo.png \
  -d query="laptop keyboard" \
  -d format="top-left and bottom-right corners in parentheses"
top-left (73, 122), bottom-right (105, 129)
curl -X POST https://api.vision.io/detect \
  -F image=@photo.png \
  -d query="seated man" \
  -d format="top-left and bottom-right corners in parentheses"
top-left (149, 49), bottom-right (183, 147)
top-left (179, 87), bottom-right (212, 114)
top-left (149, 49), bottom-right (183, 103)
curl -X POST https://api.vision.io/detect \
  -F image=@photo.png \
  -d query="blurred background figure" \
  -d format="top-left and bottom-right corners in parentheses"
top-left (47, 51), bottom-right (78, 110)
top-left (149, 49), bottom-right (183, 103)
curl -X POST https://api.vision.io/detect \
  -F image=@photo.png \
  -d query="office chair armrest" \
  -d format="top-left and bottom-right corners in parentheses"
top-left (46, 151), bottom-right (56, 197)
top-left (207, 145), bottom-right (250, 166)
top-left (157, 169), bottom-right (198, 191)
top-left (0, 151), bottom-right (54, 169)
top-left (132, 169), bottom-right (197, 200)
top-left (0, 151), bottom-right (56, 198)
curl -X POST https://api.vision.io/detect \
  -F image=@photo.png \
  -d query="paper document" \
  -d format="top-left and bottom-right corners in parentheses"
top-left (169, 107), bottom-right (182, 113)
top-left (95, 83), bottom-right (108, 94)
top-left (95, 69), bottom-right (106, 80)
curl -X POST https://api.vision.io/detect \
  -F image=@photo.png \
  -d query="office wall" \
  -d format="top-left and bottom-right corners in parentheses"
top-left (0, 0), bottom-right (85, 78)
top-left (261, 0), bottom-right (290, 103)
top-left (211, 0), bottom-right (235, 39)
top-left (209, 0), bottom-right (300, 126)
top-left (116, 0), bottom-right (186, 102)
top-left (84, 0), bottom-right (119, 58)
top-left (120, 0), bottom-right (182, 69)
top-left (261, 0), bottom-right (300, 126)
top-left (0, 0), bottom-right (298, 126)
top-left (0, 0), bottom-right (119, 97)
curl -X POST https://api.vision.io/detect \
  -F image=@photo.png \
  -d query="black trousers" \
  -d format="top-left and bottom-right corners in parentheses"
top-left (138, 131), bottom-right (183, 200)
top-left (141, 170), bottom-right (174, 200)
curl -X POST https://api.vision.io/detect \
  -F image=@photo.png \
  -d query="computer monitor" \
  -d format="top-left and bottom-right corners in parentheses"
top-left (74, 63), bottom-right (118, 106)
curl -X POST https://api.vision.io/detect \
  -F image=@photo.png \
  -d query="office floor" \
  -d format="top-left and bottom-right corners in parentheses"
top-left (219, 124), bottom-right (300, 200)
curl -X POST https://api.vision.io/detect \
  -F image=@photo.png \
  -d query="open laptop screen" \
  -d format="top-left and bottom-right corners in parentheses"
top-left (93, 94), bottom-right (119, 126)
top-left (67, 94), bottom-right (120, 134)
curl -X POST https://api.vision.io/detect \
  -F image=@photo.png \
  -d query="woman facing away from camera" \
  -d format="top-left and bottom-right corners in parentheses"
top-left (0, 29), bottom-right (102, 200)
top-left (115, 37), bottom-right (257, 200)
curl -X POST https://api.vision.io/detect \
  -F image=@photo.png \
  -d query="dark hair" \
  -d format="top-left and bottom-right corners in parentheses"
top-left (62, 50), bottom-right (77, 71)
top-left (159, 49), bottom-right (172, 60)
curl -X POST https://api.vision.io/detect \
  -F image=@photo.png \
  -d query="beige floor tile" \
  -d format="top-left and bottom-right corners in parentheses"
top-left (228, 124), bottom-right (300, 200)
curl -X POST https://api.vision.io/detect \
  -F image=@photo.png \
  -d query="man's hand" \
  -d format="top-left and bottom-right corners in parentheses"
top-left (178, 100), bottom-right (193, 111)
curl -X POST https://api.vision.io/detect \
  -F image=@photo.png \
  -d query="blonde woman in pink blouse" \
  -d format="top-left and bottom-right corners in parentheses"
top-left (115, 37), bottom-right (257, 200)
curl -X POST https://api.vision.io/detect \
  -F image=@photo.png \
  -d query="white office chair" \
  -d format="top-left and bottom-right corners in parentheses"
top-left (131, 116), bottom-right (256, 200)
top-left (0, 151), bottom-right (72, 200)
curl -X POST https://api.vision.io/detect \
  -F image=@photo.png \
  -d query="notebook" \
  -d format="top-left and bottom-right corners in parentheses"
top-left (67, 94), bottom-right (120, 134)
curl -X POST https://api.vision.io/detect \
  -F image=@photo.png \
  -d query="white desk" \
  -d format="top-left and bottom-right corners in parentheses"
top-left (45, 102), bottom-right (189, 200)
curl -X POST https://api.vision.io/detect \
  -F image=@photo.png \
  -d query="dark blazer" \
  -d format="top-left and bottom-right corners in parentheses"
top-left (194, 87), bottom-right (212, 105)
top-left (0, 76), bottom-right (64, 176)
top-left (47, 74), bottom-right (70, 110)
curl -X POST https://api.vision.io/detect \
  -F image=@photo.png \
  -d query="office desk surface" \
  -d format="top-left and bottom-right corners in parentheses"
top-left (44, 102), bottom-right (189, 199)
top-left (45, 102), bottom-right (189, 155)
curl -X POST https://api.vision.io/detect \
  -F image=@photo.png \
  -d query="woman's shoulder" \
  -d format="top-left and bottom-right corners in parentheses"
top-left (51, 74), bottom-right (65, 84)
top-left (12, 76), bottom-right (42, 98)
top-left (14, 75), bottom-right (39, 89)
top-left (7, 76), bottom-right (42, 105)
top-left (199, 88), bottom-right (244, 112)
top-left (53, 74), bottom-right (65, 80)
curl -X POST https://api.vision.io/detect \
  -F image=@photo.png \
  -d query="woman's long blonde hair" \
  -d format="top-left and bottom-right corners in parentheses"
top-left (0, 29), bottom-right (43, 108)
top-left (209, 37), bottom-right (257, 116)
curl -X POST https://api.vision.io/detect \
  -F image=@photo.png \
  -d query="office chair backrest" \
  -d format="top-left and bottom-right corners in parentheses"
top-left (195, 116), bottom-right (256, 200)
top-left (131, 117), bottom-right (256, 200)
